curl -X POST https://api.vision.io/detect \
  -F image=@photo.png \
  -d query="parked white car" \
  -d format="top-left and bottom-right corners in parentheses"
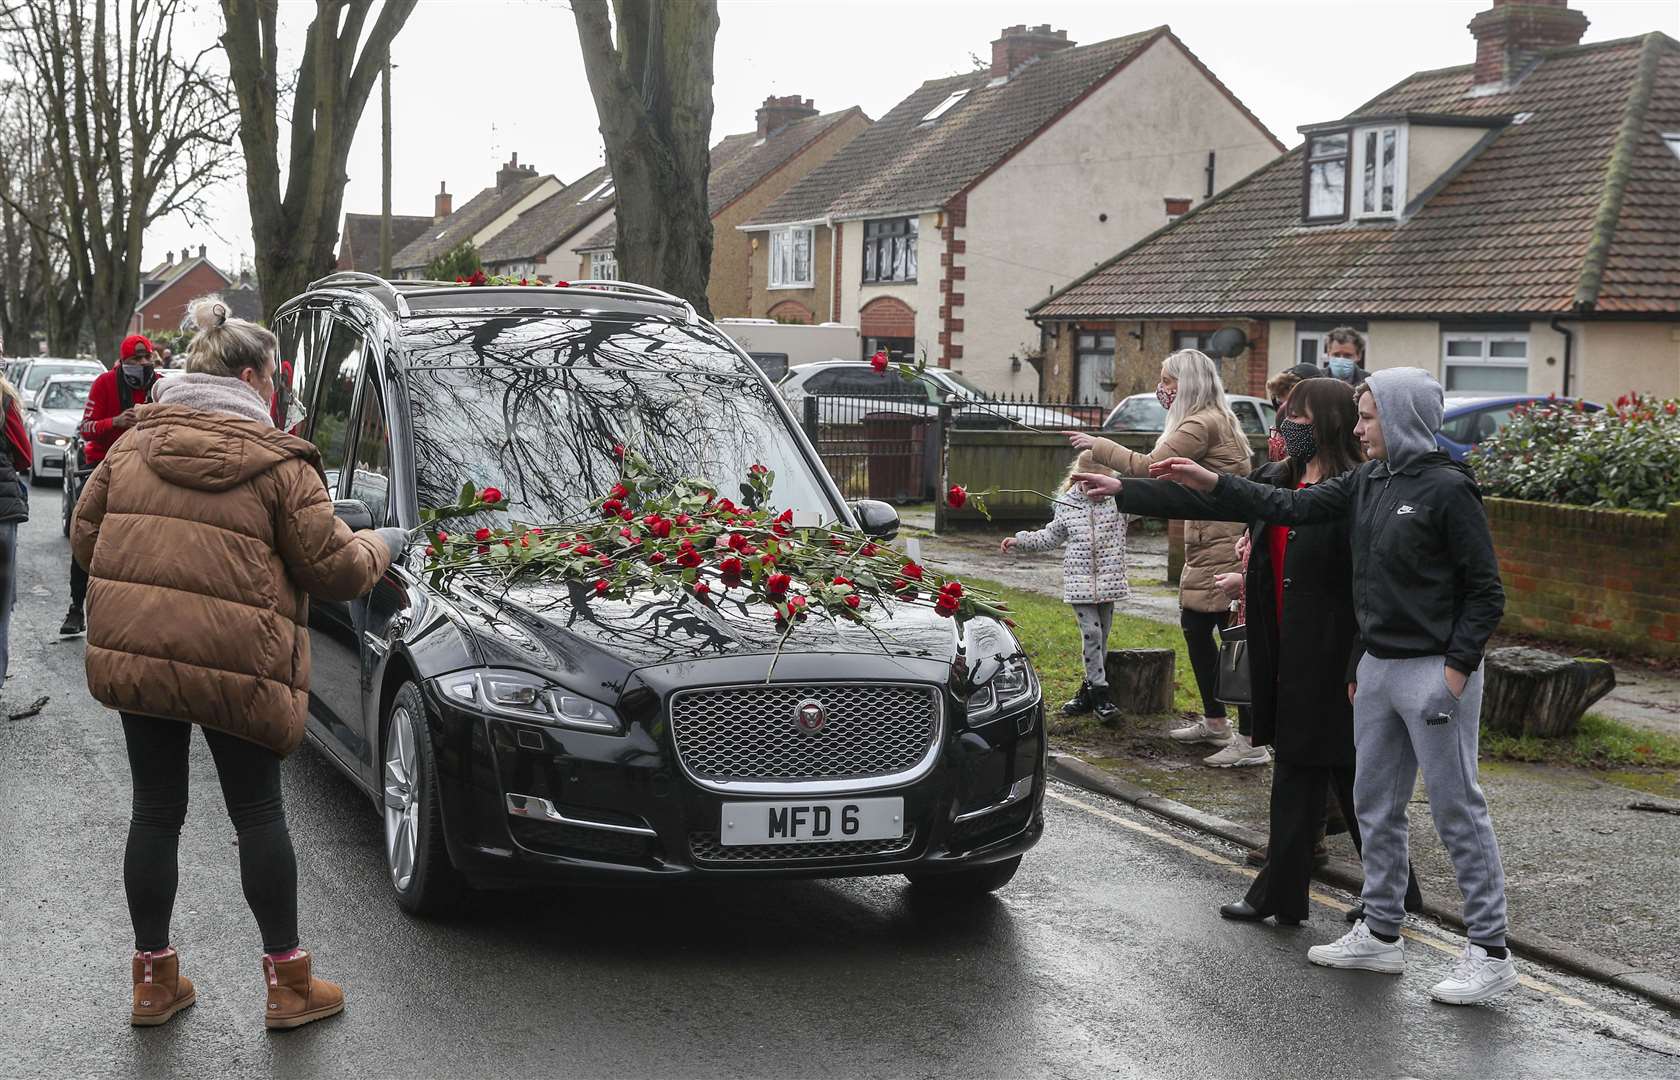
top-left (24, 374), bottom-right (95, 483)
top-left (1103, 392), bottom-right (1277, 437)
top-left (778, 361), bottom-right (1085, 429)
top-left (15, 357), bottom-right (103, 410)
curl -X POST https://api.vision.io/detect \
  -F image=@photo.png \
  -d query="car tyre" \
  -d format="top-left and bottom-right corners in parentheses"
top-left (382, 681), bottom-right (464, 916)
top-left (905, 855), bottom-right (1022, 898)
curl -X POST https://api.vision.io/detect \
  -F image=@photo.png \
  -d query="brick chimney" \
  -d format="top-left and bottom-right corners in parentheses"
top-left (434, 181), bottom-right (452, 221)
top-left (1468, 0), bottom-right (1588, 89)
top-left (197, 244), bottom-right (207, 259)
top-left (990, 24), bottom-right (1074, 78)
top-left (756, 95), bottom-right (818, 137)
top-left (180, 246), bottom-right (189, 262)
top-left (165, 251), bottom-right (174, 267)
top-left (495, 152), bottom-right (537, 191)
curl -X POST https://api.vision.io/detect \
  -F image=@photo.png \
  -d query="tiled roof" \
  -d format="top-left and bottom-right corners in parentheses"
top-left (222, 283), bottom-right (263, 322)
top-left (744, 28), bottom-right (1179, 227)
top-left (579, 108), bottom-right (866, 251)
top-left (1033, 33), bottom-right (1680, 320)
top-left (479, 166), bottom-right (615, 265)
top-left (337, 212), bottom-right (434, 271)
top-left (133, 257), bottom-right (231, 311)
top-left (392, 172), bottom-right (555, 271)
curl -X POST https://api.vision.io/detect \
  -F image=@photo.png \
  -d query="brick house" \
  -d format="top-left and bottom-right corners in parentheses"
top-left (336, 211), bottom-right (434, 272)
top-left (576, 96), bottom-right (869, 317)
top-left (391, 154), bottom-right (564, 279)
top-left (738, 24), bottom-right (1284, 394)
top-left (129, 245), bottom-right (233, 335)
top-left (1032, 2), bottom-right (1680, 406)
top-left (479, 165), bottom-right (618, 281)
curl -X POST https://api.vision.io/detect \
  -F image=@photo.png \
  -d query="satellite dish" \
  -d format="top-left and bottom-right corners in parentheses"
top-left (1207, 327), bottom-right (1249, 359)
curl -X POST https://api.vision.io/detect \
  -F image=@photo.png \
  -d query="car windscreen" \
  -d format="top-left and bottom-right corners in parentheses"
top-left (40, 381), bottom-right (93, 410)
top-left (25, 364), bottom-right (93, 391)
top-left (403, 314), bottom-right (837, 528)
top-left (1105, 396), bottom-right (1166, 430)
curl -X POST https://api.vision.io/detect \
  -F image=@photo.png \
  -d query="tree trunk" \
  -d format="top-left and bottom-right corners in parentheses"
top-left (1103, 648), bottom-right (1177, 715)
top-left (573, 0), bottom-right (718, 318)
top-left (1481, 647), bottom-right (1616, 739)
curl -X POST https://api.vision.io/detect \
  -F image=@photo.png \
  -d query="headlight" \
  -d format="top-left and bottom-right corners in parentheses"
top-left (40, 433), bottom-right (71, 448)
top-left (966, 654), bottom-right (1039, 723)
top-left (434, 669), bottom-right (623, 734)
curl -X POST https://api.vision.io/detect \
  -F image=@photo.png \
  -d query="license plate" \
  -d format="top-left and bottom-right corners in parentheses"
top-left (720, 797), bottom-right (904, 846)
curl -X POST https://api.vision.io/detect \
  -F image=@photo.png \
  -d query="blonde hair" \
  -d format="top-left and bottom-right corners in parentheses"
top-left (183, 295), bottom-right (276, 378)
top-left (1159, 348), bottom-right (1242, 450)
top-left (1061, 449), bottom-right (1115, 492)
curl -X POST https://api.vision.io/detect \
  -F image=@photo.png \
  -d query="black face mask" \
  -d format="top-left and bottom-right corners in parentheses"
top-left (1279, 418), bottom-right (1317, 463)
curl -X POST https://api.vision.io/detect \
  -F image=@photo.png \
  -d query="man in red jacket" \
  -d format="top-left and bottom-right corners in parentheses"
top-left (62, 334), bottom-right (161, 637)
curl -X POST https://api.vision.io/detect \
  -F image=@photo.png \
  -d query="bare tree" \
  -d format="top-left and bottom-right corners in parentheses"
top-left (220, 0), bottom-right (417, 319)
top-left (0, 0), bottom-right (235, 362)
top-left (573, 0), bottom-right (719, 318)
top-left (0, 80), bottom-right (86, 357)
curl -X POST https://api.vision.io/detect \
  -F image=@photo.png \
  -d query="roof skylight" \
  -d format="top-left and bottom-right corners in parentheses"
top-left (918, 89), bottom-right (970, 126)
top-left (577, 178), bottom-right (615, 203)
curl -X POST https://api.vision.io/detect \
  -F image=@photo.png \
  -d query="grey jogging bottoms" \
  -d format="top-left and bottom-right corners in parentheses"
top-left (1072, 602), bottom-right (1113, 688)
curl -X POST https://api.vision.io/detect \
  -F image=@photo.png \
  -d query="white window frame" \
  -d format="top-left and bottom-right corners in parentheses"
top-left (1441, 331), bottom-right (1529, 393)
top-left (577, 178), bottom-right (615, 204)
top-left (591, 250), bottom-right (618, 280)
top-left (919, 89), bottom-right (970, 126)
top-left (768, 226), bottom-right (814, 289)
top-left (1303, 131), bottom-right (1350, 222)
top-left (1351, 124), bottom-right (1408, 220)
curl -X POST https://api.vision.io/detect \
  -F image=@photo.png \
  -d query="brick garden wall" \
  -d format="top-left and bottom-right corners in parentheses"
top-left (1487, 498), bottom-right (1680, 659)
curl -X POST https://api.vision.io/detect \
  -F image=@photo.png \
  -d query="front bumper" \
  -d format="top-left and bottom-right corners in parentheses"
top-left (30, 443), bottom-right (67, 477)
top-left (420, 657), bottom-right (1046, 887)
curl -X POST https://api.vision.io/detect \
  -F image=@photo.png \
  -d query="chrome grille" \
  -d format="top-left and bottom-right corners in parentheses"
top-left (689, 830), bottom-right (915, 865)
top-left (668, 683), bottom-right (938, 790)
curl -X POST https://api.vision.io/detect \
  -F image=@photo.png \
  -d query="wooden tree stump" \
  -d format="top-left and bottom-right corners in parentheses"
top-left (1103, 648), bottom-right (1176, 714)
top-left (1482, 647), bottom-right (1616, 739)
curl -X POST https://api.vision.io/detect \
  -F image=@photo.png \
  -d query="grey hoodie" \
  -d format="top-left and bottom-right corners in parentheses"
top-left (1363, 367), bottom-right (1444, 471)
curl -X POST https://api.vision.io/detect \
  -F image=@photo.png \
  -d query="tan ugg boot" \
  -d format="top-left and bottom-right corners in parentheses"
top-left (263, 950), bottom-right (344, 1031)
top-left (132, 949), bottom-right (196, 1026)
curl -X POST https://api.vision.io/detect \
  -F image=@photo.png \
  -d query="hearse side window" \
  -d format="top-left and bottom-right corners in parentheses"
top-left (347, 376), bottom-right (392, 525)
top-left (278, 310), bottom-right (321, 438)
top-left (311, 317), bottom-right (365, 484)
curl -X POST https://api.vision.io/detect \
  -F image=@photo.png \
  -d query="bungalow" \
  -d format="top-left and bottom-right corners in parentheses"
top-left (1031, 1), bottom-right (1680, 406)
top-left (738, 23), bottom-right (1285, 394)
top-left (576, 96), bottom-right (870, 317)
top-left (336, 211), bottom-right (434, 273)
top-left (479, 165), bottom-right (618, 282)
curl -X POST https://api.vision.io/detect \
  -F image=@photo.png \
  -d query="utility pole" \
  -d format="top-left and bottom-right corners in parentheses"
top-left (380, 59), bottom-right (393, 277)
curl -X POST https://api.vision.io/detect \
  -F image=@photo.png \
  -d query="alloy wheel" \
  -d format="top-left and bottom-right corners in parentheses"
top-left (383, 705), bottom-right (420, 891)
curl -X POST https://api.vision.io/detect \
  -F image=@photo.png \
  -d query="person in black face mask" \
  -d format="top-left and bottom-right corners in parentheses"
top-left (63, 334), bottom-right (162, 637)
top-left (1116, 379), bottom-right (1422, 927)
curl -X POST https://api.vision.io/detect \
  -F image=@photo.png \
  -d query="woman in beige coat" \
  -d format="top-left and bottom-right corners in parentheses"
top-left (73, 297), bottom-right (406, 1030)
top-left (1068, 349), bottom-right (1256, 758)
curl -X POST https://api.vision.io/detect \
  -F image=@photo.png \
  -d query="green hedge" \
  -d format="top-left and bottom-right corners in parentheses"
top-left (1473, 393), bottom-right (1680, 511)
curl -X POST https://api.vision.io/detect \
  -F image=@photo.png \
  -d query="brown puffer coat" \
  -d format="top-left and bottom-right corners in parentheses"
top-left (1086, 408), bottom-right (1253, 614)
top-left (71, 404), bottom-right (392, 755)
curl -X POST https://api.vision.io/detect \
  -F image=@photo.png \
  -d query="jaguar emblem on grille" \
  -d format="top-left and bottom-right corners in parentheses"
top-left (794, 700), bottom-right (827, 734)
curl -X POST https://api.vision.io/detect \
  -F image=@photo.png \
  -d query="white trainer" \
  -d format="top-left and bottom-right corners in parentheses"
top-left (1204, 735), bottom-right (1271, 768)
top-left (1430, 944), bottom-right (1519, 1005)
top-left (1168, 717), bottom-right (1233, 746)
top-left (1307, 920), bottom-right (1405, 974)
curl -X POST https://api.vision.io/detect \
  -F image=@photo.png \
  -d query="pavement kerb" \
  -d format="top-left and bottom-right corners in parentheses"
top-left (1047, 750), bottom-right (1680, 1017)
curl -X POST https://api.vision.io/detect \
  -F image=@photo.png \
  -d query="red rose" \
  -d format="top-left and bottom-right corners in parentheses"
top-left (501, 538), bottom-right (514, 547)
top-left (425, 545), bottom-right (438, 558)
top-left (765, 572), bottom-right (792, 596)
top-left (694, 580), bottom-right (711, 596)
top-left (480, 487), bottom-right (502, 504)
top-left (675, 513), bottom-right (691, 527)
top-left (829, 535), bottom-right (847, 550)
top-left (573, 543), bottom-right (593, 556)
top-left (832, 576), bottom-right (852, 587)
top-left (556, 280), bottom-right (571, 288)
top-left (775, 509), bottom-right (793, 525)
top-left (620, 509), bottom-right (634, 522)
top-left (520, 537), bottom-right (530, 548)
top-left (597, 554), bottom-right (613, 568)
top-left (716, 498), bottom-right (738, 514)
top-left (940, 581), bottom-right (963, 598)
top-left (610, 483), bottom-right (630, 500)
top-left (789, 595), bottom-right (808, 620)
top-left (474, 527), bottom-right (492, 542)
top-left (749, 463), bottom-right (768, 476)
top-left (593, 579), bottom-right (610, 595)
top-left (530, 528), bottom-right (543, 537)
top-left (895, 580), bottom-right (918, 597)
top-left (772, 523), bottom-right (790, 538)
top-left (946, 485), bottom-right (967, 509)
top-left (870, 349), bottom-right (889, 374)
top-left (934, 593), bottom-right (960, 617)
top-left (727, 533), bottom-right (750, 553)
top-left (435, 531), bottom-right (449, 544)
top-left (601, 499), bottom-right (624, 517)
top-left (1667, 402), bottom-right (1678, 416)
top-left (477, 545), bottom-right (490, 555)
top-left (648, 517), bottom-right (673, 539)
top-left (901, 562), bottom-right (924, 580)
top-left (844, 594), bottom-right (860, 609)
top-left (612, 443), bottom-right (626, 458)
top-left (519, 277), bottom-right (528, 286)
top-left (620, 528), bottom-right (634, 539)
top-left (467, 269), bottom-right (487, 286)
top-left (648, 552), bottom-right (667, 565)
top-left (676, 549), bottom-right (703, 569)
top-left (719, 556), bottom-right (745, 579)
top-left (860, 543), bottom-right (879, 557)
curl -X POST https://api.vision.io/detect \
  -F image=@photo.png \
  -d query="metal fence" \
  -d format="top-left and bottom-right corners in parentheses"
top-left (799, 393), bottom-right (1110, 503)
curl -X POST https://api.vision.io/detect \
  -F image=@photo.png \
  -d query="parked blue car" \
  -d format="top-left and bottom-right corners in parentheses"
top-left (1436, 394), bottom-right (1602, 461)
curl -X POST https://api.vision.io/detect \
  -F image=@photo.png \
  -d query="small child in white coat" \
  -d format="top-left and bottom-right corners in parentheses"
top-left (1001, 451), bottom-right (1129, 724)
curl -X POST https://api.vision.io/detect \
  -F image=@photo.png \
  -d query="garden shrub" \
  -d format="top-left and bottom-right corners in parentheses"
top-left (1472, 393), bottom-right (1680, 511)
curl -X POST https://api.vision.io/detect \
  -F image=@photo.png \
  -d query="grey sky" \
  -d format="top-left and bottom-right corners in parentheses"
top-left (153, 0), bottom-right (1677, 280)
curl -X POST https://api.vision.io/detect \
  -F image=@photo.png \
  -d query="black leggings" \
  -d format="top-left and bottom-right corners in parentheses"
top-left (1180, 608), bottom-right (1234, 723)
top-left (120, 713), bottom-right (299, 953)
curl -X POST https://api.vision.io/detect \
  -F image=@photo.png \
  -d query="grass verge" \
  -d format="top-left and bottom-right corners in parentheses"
top-left (1480, 712), bottom-right (1680, 771)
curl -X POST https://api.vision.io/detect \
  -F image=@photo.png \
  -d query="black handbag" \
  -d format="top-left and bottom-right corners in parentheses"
top-left (1215, 623), bottom-right (1251, 706)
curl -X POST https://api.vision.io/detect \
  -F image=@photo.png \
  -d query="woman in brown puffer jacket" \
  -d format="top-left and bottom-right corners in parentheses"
top-left (1069, 348), bottom-right (1253, 757)
top-left (72, 296), bottom-right (406, 1031)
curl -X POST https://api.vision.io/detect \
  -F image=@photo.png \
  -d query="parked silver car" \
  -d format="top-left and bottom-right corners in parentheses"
top-left (14, 357), bottom-right (104, 410)
top-left (1103, 392), bottom-right (1277, 437)
top-left (778, 360), bottom-right (1084, 429)
top-left (24, 374), bottom-right (95, 483)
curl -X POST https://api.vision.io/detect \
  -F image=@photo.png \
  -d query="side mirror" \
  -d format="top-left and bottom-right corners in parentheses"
top-left (850, 499), bottom-right (900, 541)
top-left (332, 499), bottom-right (374, 532)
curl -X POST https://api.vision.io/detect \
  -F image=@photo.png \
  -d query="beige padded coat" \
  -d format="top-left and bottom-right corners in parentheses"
top-left (1086, 409), bottom-right (1253, 614)
top-left (71, 403), bottom-right (392, 755)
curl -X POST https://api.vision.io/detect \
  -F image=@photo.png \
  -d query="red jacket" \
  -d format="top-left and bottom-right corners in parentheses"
top-left (5, 399), bottom-right (30, 472)
top-left (79, 369), bottom-right (156, 465)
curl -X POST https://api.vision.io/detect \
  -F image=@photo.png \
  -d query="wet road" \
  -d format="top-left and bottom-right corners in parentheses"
top-left (4, 489), bottom-right (1679, 1079)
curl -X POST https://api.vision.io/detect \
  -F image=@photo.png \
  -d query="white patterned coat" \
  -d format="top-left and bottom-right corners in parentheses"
top-left (1011, 492), bottom-right (1130, 605)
